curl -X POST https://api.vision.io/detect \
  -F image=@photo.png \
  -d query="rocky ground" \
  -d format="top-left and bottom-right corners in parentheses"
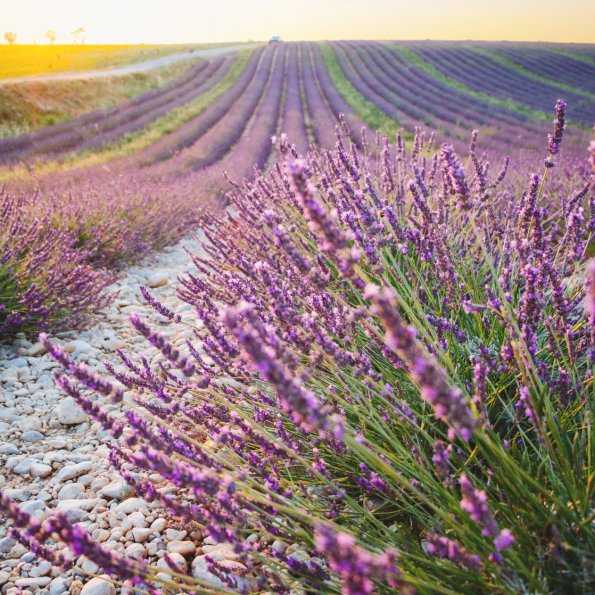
top-left (0, 233), bottom-right (246, 594)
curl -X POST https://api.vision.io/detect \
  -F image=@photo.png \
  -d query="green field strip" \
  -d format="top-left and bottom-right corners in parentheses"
top-left (391, 45), bottom-right (560, 124)
top-left (319, 43), bottom-right (403, 139)
top-left (469, 47), bottom-right (595, 100)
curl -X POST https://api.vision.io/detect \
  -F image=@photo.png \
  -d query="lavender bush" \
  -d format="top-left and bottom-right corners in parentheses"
top-left (0, 190), bottom-right (115, 337)
top-left (2, 102), bottom-right (594, 593)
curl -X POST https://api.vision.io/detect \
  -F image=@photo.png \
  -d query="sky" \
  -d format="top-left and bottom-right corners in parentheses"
top-left (1, 0), bottom-right (594, 44)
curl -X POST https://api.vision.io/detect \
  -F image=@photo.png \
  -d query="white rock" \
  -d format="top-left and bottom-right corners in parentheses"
top-left (147, 273), bottom-right (169, 288)
top-left (167, 540), bottom-right (195, 556)
top-left (67, 340), bottom-right (94, 354)
top-left (21, 430), bottom-right (44, 442)
top-left (122, 511), bottom-right (147, 529)
top-left (27, 342), bottom-right (48, 357)
top-left (150, 517), bottom-right (167, 533)
top-left (4, 357), bottom-right (28, 368)
top-left (80, 557), bottom-right (100, 575)
top-left (125, 543), bottom-right (146, 559)
top-left (132, 527), bottom-right (152, 543)
top-left (99, 479), bottom-right (133, 500)
top-left (14, 417), bottom-right (41, 432)
top-left (191, 555), bottom-right (225, 588)
top-left (0, 443), bottom-right (19, 455)
top-left (30, 462), bottom-right (52, 478)
top-left (202, 542), bottom-right (240, 561)
top-left (58, 483), bottom-right (84, 500)
top-left (80, 576), bottom-right (116, 595)
top-left (49, 577), bottom-right (70, 594)
top-left (15, 576), bottom-right (52, 588)
top-left (165, 528), bottom-right (187, 541)
top-left (56, 397), bottom-right (88, 425)
top-left (115, 497), bottom-right (148, 514)
top-left (30, 560), bottom-right (52, 577)
top-left (55, 461), bottom-right (93, 481)
top-left (157, 552), bottom-right (187, 573)
top-left (56, 498), bottom-right (98, 512)
top-left (12, 459), bottom-right (33, 475)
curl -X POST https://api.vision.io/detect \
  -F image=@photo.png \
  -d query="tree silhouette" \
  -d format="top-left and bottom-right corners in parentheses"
top-left (45, 30), bottom-right (57, 44)
top-left (71, 27), bottom-right (85, 45)
top-left (4, 32), bottom-right (17, 45)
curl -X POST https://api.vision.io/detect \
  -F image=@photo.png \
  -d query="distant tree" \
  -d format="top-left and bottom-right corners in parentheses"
top-left (71, 27), bottom-right (85, 45)
top-left (4, 32), bottom-right (17, 45)
top-left (45, 29), bottom-right (57, 44)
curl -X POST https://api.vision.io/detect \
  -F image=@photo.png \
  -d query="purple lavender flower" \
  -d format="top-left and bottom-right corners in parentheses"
top-left (365, 284), bottom-right (477, 440)
top-left (547, 99), bottom-right (566, 156)
top-left (425, 533), bottom-right (483, 573)
top-left (460, 474), bottom-right (515, 553)
top-left (314, 524), bottom-right (406, 594)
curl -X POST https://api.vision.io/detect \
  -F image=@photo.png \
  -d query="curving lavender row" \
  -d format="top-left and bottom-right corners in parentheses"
top-left (369, 43), bottom-right (534, 129)
top-left (330, 42), bottom-right (414, 130)
top-left (493, 45), bottom-right (595, 94)
top-left (308, 43), bottom-right (367, 144)
top-left (359, 42), bottom-right (548, 152)
top-left (297, 43), bottom-right (337, 149)
top-left (413, 45), bottom-right (595, 124)
top-left (278, 43), bottom-right (310, 155)
top-left (0, 60), bottom-right (211, 156)
top-left (174, 45), bottom-right (280, 173)
top-left (137, 46), bottom-right (266, 166)
top-left (0, 58), bottom-right (226, 163)
top-left (73, 58), bottom-right (233, 155)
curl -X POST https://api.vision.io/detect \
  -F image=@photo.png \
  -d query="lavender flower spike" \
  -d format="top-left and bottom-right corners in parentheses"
top-left (365, 284), bottom-right (477, 440)
top-left (545, 99), bottom-right (566, 167)
top-left (425, 533), bottom-right (483, 573)
top-left (460, 474), bottom-right (515, 552)
top-left (548, 99), bottom-right (566, 156)
top-left (314, 524), bottom-right (406, 594)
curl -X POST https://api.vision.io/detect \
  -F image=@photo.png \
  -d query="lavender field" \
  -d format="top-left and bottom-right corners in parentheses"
top-left (0, 37), bottom-right (594, 594)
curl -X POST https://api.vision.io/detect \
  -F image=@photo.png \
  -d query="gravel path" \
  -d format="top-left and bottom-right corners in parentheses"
top-left (0, 233), bottom-right (244, 594)
top-left (0, 44), bottom-right (257, 86)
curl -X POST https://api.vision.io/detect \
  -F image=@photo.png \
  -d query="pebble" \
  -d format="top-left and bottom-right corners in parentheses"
top-left (147, 273), bottom-right (169, 288)
top-left (99, 479), bottom-right (133, 500)
top-left (49, 577), bottom-right (70, 594)
top-left (15, 577), bottom-right (52, 588)
top-left (56, 397), bottom-right (88, 425)
top-left (55, 461), bottom-right (93, 481)
top-left (58, 483), bottom-right (85, 500)
top-left (80, 576), bottom-right (116, 595)
top-left (115, 497), bottom-right (148, 514)
top-left (30, 462), bottom-right (53, 478)
top-left (191, 556), bottom-right (226, 588)
top-left (166, 540), bottom-right (196, 556)
top-left (132, 527), bottom-right (152, 543)
top-left (157, 552), bottom-right (188, 573)
top-left (21, 431), bottom-right (44, 443)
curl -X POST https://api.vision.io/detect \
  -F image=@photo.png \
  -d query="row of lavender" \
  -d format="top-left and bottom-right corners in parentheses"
top-left (328, 41), bottom-right (593, 153)
top-left (406, 43), bottom-right (595, 124)
top-left (3, 102), bottom-right (593, 592)
top-left (0, 57), bottom-right (234, 163)
top-left (0, 43), bottom-right (363, 338)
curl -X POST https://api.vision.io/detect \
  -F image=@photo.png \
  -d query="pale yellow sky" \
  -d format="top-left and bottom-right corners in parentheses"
top-left (1, 0), bottom-right (594, 44)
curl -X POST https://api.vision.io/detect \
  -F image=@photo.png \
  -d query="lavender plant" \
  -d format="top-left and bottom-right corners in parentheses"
top-left (2, 102), bottom-right (594, 593)
top-left (0, 190), bottom-right (115, 337)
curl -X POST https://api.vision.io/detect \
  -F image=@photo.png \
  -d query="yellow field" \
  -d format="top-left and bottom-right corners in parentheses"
top-left (0, 43), bottom-right (230, 79)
